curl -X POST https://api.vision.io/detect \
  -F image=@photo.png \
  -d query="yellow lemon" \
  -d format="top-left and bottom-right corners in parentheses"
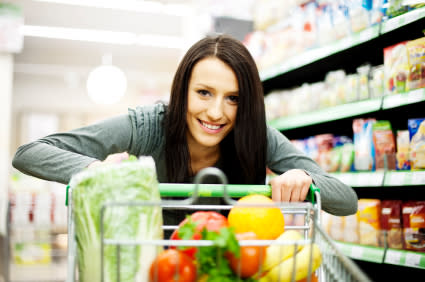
top-left (228, 194), bottom-right (284, 240)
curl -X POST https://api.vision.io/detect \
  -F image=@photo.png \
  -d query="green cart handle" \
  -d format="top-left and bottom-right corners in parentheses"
top-left (66, 183), bottom-right (320, 206)
top-left (158, 183), bottom-right (320, 203)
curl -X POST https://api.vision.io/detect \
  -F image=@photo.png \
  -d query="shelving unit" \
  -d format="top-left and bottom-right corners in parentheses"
top-left (336, 242), bottom-right (425, 269)
top-left (262, 7), bottom-right (425, 277)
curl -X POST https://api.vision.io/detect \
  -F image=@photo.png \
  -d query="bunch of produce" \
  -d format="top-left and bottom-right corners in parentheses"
top-left (71, 156), bottom-right (163, 282)
top-left (149, 194), bottom-right (322, 282)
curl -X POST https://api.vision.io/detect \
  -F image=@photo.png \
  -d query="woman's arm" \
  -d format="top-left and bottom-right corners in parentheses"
top-left (266, 126), bottom-right (358, 216)
top-left (12, 114), bottom-right (135, 184)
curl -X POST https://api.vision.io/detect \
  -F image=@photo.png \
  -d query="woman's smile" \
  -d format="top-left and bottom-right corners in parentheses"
top-left (198, 119), bottom-right (225, 133)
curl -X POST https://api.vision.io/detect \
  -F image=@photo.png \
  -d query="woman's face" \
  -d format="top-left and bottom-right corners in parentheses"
top-left (186, 57), bottom-right (239, 151)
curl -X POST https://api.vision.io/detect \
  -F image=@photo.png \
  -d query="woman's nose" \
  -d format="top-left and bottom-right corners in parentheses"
top-left (207, 99), bottom-right (224, 120)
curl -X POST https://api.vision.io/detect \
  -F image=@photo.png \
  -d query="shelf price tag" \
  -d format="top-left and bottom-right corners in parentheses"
top-left (385, 250), bottom-right (401, 264)
top-left (350, 246), bottom-right (364, 259)
top-left (405, 253), bottom-right (421, 267)
top-left (412, 171), bottom-right (425, 185)
top-left (389, 172), bottom-right (406, 186)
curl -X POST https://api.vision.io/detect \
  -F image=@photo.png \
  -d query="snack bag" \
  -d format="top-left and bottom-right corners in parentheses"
top-left (372, 120), bottom-right (396, 170)
top-left (358, 199), bottom-right (382, 247)
top-left (406, 37), bottom-right (425, 90)
top-left (381, 200), bottom-right (403, 249)
top-left (408, 118), bottom-right (425, 170)
top-left (384, 41), bottom-right (409, 94)
top-left (396, 130), bottom-right (411, 170)
top-left (402, 201), bottom-right (425, 252)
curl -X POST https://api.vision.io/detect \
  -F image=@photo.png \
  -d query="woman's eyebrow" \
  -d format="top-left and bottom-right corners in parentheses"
top-left (194, 83), bottom-right (239, 95)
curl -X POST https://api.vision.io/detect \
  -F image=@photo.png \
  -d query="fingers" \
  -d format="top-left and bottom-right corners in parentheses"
top-left (270, 169), bottom-right (312, 202)
top-left (88, 152), bottom-right (130, 169)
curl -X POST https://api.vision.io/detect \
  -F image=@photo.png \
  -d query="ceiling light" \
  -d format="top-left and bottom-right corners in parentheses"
top-left (21, 25), bottom-right (184, 49)
top-left (33, 0), bottom-right (191, 16)
top-left (86, 55), bottom-right (127, 105)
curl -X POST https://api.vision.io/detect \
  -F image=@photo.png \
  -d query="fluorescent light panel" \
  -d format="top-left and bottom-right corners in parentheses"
top-left (22, 25), bottom-right (184, 49)
top-left (33, 0), bottom-right (191, 16)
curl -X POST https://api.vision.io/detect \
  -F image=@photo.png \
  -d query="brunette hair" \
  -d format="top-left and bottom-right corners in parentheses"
top-left (164, 34), bottom-right (267, 184)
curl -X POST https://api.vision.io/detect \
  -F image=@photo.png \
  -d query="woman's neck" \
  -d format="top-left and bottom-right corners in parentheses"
top-left (188, 144), bottom-right (220, 175)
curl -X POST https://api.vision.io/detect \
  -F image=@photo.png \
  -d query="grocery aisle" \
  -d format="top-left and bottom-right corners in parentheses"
top-left (4, 1), bottom-right (425, 281)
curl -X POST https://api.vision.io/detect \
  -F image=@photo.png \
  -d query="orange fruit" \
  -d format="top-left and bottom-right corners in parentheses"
top-left (228, 194), bottom-right (284, 240)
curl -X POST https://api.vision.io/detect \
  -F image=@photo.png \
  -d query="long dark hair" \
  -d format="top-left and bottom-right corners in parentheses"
top-left (164, 34), bottom-right (267, 184)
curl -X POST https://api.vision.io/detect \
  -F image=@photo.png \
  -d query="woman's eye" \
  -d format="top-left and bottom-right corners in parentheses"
top-left (228, 95), bottom-right (239, 103)
top-left (197, 89), bottom-right (210, 96)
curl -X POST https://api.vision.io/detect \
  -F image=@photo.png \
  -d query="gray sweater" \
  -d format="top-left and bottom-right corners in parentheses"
top-left (12, 103), bottom-right (357, 216)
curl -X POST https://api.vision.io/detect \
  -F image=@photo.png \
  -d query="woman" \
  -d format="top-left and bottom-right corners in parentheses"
top-left (12, 34), bottom-right (357, 218)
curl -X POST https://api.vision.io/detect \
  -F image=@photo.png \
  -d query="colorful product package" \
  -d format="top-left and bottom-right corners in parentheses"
top-left (316, 134), bottom-right (334, 172)
top-left (396, 130), bottom-right (411, 170)
top-left (406, 37), bottom-right (425, 90)
top-left (383, 41), bottom-right (409, 94)
top-left (402, 201), bottom-right (425, 252)
top-left (358, 199), bottom-right (382, 247)
top-left (408, 118), bottom-right (425, 170)
top-left (372, 120), bottom-right (396, 170)
top-left (380, 200), bottom-right (403, 249)
top-left (343, 213), bottom-right (360, 244)
top-left (353, 118), bottom-right (376, 171)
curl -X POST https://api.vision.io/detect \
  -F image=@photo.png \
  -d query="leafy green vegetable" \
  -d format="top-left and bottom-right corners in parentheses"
top-left (71, 156), bottom-right (163, 282)
top-left (179, 216), bottom-right (258, 282)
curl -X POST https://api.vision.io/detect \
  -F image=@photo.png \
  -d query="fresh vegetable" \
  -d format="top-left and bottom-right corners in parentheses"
top-left (226, 232), bottom-right (266, 278)
top-left (259, 244), bottom-right (322, 282)
top-left (170, 211), bottom-right (228, 258)
top-left (228, 195), bottom-right (285, 240)
top-left (177, 213), bottom-right (258, 282)
top-left (71, 156), bottom-right (163, 282)
top-left (149, 249), bottom-right (196, 282)
top-left (262, 230), bottom-right (303, 272)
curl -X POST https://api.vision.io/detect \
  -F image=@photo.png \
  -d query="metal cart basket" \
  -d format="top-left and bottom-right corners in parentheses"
top-left (66, 167), bottom-right (372, 282)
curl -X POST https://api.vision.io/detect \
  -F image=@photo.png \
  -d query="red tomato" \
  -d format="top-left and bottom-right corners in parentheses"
top-left (170, 211), bottom-right (228, 258)
top-left (149, 249), bottom-right (196, 282)
top-left (227, 232), bottom-right (266, 278)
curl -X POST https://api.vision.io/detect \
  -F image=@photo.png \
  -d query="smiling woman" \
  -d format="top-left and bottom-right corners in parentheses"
top-left (12, 34), bottom-right (358, 230)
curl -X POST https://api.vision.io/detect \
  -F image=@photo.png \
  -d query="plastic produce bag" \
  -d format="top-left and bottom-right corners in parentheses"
top-left (69, 156), bottom-right (163, 282)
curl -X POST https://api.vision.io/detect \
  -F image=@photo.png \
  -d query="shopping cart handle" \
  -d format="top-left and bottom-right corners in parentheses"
top-left (158, 183), bottom-right (320, 203)
top-left (65, 183), bottom-right (320, 205)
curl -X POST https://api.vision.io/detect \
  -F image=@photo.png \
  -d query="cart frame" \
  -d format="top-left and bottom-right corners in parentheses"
top-left (67, 167), bottom-right (371, 282)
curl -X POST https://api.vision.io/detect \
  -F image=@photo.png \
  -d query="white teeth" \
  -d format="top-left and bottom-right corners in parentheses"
top-left (202, 122), bottom-right (220, 130)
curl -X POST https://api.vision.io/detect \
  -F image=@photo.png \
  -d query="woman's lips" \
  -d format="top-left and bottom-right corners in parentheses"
top-left (198, 119), bottom-right (224, 133)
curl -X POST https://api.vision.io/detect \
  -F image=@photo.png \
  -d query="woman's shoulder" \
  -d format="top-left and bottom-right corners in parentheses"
top-left (128, 103), bottom-right (167, 127)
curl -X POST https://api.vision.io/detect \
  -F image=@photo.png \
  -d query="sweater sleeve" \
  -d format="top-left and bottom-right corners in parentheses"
top-left (266, 126), bottom-right (358, 216)
top-left (12, 113), bottom-right (136, 184)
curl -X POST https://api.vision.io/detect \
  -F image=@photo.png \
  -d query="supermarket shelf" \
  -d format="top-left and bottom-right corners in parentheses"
top-left (267, 98), bottom-right (382, 131)
top-left (384, 170), bottom-right (425, 186)
top-left (381, 6), bottom-right (425, 34)
top-left (382, 88), bottom-right (425, 110)
top-left (268, 88), bottom-right (425, 131)
top-left (330, 170), bottom-right (425, 187)
top-left (385, 248), bottom-right (425, 269)
top-left (330, 171), bottom-right (385, 187)
top-left (336, 242), bottom-right (425, 269)
top-left (335, 241), bottom-right (385, 263)
top-left (260, 25), bottom-right (380, 81)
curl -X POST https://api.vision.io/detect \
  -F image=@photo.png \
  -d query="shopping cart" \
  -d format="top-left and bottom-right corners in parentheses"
top-left (66, 167), bottom-right (372, 282)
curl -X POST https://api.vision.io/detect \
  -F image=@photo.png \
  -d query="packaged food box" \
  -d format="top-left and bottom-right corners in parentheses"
top-left (372, 120), bottom-right (396, 170)
top-left (384, 41), bottom-right (409, 94)
top-left (380, 200), bottom-right (403, 249)
top-left (402, 201), bottom-right (425, 252)
top-left (353, 118), bottom-right (376, 171)
top-left (396, 130), bottom-right (411, 170)
top-left (358, 199), bottom-right (382, 247)
top-left (408, 118), bottom-right (425, 170)
top-left (406, 37), bottom-right (425, 90)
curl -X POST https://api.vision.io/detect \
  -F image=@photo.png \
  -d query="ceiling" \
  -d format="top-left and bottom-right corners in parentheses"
top-left (10, 0), bottom-right (210, 114)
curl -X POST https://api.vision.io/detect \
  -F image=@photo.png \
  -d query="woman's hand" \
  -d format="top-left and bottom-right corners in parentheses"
top-left (270, 169), bottom-right (312, 202)
top-left (87, 152), bottom-right (129, 169)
